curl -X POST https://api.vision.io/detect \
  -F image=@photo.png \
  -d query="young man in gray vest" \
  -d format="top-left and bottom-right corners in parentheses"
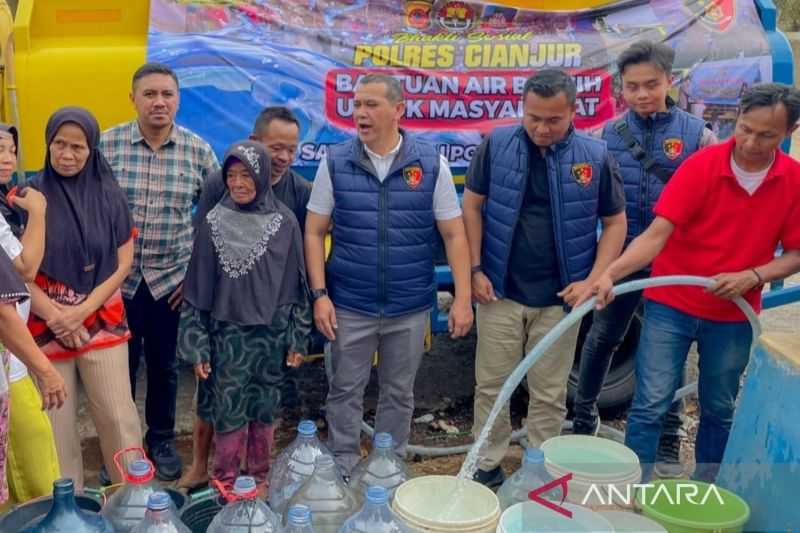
top-left (463, 69), bottom-right (627, 488)
top-left (305, 73), bottom-right (473, 475)
top-left (572, 41), bottom-right (716, 478)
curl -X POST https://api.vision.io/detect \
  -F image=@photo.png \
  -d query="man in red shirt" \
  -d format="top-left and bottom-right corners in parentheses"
top-left (582, 83), bottom-right (800, 481)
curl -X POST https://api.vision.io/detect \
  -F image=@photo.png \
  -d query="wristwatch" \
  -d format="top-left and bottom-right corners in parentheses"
top-left (310, 288), bottom-right (329, 301)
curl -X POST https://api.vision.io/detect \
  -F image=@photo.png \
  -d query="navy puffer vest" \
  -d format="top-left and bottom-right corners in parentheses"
top-left (482, 125), bottom-right (608, 297)
top-left (603, 107), bottom-right (705, 243)
top-left (326, 135), bottom-right (440, 317)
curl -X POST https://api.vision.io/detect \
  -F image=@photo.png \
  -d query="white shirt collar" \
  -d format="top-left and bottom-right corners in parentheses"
top-left (364, 134), bottom-right (403, 161)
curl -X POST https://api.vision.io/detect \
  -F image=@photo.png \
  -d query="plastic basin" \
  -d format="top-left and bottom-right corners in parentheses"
top-left (0, 494), bottom-right (102, 531)
top-left (497, 501), bottom-right (614, 532)
top-left (636, 480), bottom-right (750, 533)
top-left (599, 510), bottom-right (667, 531)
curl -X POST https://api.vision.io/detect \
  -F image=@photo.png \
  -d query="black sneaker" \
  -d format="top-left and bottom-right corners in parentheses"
top-left (572, 415), bottom-right (601, 436)
top-left (98, 465), bottom-right (112, 487)
top-left (148, 441), bottom-right (183, 481)
top-left (654, 434), bottom-right (684, 478)
top-left (473, 466), bottom-right (505, 489)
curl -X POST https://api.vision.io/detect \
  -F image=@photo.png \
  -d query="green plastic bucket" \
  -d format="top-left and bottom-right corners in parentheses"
top-left (636, 480), bottom-right (750, 533)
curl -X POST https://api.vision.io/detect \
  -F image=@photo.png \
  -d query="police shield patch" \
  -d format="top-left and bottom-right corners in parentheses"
top-left (403, 166), bottom-right (423, 189)
top-left (663, 138), bottom-right (684, 160)
top-left (572, 163), bottom-right (593, 187)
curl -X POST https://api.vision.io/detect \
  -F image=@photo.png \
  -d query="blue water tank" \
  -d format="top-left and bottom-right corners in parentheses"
top-left (718, 333), bottom-right (800, 532)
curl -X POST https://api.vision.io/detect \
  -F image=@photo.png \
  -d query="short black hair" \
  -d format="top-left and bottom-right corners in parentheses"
top-left (132, 62), bottom-right (179, 90)
top-left (617, 40), bottom-right (675, 76)
top-left (522, 69), bottom-right (577, 105)
top-left (739, 83), bottom-right (800, 130)
top-left (355, 73), bottom-right (404, 103)
top-left (252, 106), bottom-right (300, 138)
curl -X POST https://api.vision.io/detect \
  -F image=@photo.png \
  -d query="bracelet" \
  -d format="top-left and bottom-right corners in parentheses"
top-left (751, 268), bottom-right (764, 285)
top-left (470, 265), bottom-right (483, 275)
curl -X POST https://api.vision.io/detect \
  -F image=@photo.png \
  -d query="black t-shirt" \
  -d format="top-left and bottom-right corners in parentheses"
top-left (196, 169), bottom-right (312, 230)
top-left (466, 132), bottom-right (625, 308)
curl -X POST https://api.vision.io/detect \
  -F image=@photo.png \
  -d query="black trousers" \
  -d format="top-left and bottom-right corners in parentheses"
top-left (125, 282), bottom-right (180, 447)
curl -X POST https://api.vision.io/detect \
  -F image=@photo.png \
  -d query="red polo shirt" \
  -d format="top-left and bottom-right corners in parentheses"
top-left (644, 137), bottom-right (800, 321)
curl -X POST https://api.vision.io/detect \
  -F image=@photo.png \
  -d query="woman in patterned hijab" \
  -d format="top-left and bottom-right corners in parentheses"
top-left (178, 140), bottom-right (311, 495)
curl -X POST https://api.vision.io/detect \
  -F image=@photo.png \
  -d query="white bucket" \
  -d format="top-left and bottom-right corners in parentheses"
top-left (392, 476), bottom-right (500, 532)
top-left (598, 510), bottom-right (667, 532)
top-left (496, 501), bottom-right (615, 532)
top-left (541, 435), bottom-right (642, 509)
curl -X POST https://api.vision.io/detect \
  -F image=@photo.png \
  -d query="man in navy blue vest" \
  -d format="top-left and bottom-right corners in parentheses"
top-left (572, 41), bottom-right (716, 478)
top-left (305, 73), bottom-right (473, 474)
top-left (463, 69), bottom-right (627, 488)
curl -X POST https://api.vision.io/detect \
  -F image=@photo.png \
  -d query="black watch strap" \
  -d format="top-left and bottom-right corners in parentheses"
top-left (310, 288), bottom-right (328, 301)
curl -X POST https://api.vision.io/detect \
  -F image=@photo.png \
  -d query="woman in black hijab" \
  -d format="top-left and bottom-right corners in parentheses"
top-left (25, 107), bottom-right (142, 488)
top-left (178, 140), bottom-right (311, 495)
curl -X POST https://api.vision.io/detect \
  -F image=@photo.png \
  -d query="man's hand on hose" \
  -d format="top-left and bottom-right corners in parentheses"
top-left (708, 270), bottom-right (760, 300)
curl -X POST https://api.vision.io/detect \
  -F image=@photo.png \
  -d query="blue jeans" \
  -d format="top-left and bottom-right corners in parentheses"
top-left (624, 300), bottom-right (752, 482)
top-left (573, 272), bottom-right (683, 438)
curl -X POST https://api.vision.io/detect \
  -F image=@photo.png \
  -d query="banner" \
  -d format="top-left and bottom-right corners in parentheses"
top-left (148, 0), bottom-right (773, 171)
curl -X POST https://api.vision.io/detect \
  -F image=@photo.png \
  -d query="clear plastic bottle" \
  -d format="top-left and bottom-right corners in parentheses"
top-left (207, 476), bottom-right (282, 532)
top-left (131, 492), bottom-right (190, 533)
top-left (102, 458), bottom-right (173, 532)
top-left (20, 478), bottom-right (114, 532)
top-left (339, 486), bottom-right (411, 533)
top-left (283, 505), bottom-right (315, 532)
top-left (496, 447), bottom-right (559, 511)
top-left (269, 420), bottom-right (334, 515)
top-left (286, 455), bottom-right (358, 533)
top-left (349, 433), bottom-right (409, 502)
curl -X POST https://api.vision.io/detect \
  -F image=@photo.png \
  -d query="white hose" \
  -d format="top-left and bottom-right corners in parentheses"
top-left (334, 276), bottom-right (761, 458)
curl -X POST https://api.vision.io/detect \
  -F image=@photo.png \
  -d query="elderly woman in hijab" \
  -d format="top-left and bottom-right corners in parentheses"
top-left (178, 140), bottom-right (311, 495)
top-left (25, 107), bottom-right (142, 488)
top-left (0, 124), bottom-right (62, 507)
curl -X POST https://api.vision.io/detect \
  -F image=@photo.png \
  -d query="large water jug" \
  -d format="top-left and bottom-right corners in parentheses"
top-left (339, 486), bottom-right (411, 533)
top-left (131, 492), bottom-right (190, 533)
top-left (496, 448), bottom-right (559, 511)
top-left (20, 478), bottom-right (114, 532)
top-left (349, 433), bottom-right (409, 502)
top-left (207, 476), bottom-right (281, 532)
top-left (286, 455), bottom-right (359, 533)
top-left (269, 420), bottom-right (334, 515)
top-left (102, 452), bottom-right (171, 532)
top-left (284, 505), bottom-right (315, 532)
